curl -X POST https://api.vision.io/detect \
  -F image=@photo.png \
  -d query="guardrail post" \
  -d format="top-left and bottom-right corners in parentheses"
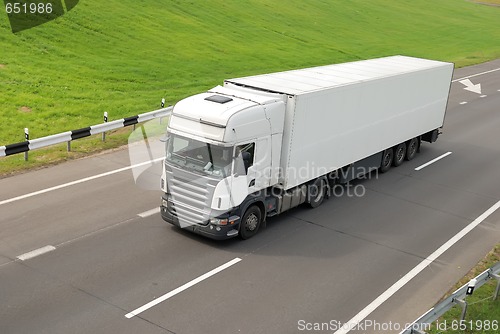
top-left (492, 273), bottom-right (500, 300)
top-left (67, 141), bottom-right (71, 152)
top-left (102, 112), bottom-right (108, 142)
top-left (24, 128), bottom-right (29, 161)
top-left (453, 298), bottom-right (468, 321)
top-left (160, 98), bottom-right (166, 124)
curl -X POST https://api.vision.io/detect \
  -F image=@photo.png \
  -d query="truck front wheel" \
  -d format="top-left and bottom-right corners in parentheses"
top-left (239, 205), bottom-right (262, 240)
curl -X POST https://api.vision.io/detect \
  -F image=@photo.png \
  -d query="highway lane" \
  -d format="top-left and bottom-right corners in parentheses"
top-left (1, 60), bottom-right (499, 334)
top-left (0, 152), bottom-right (164, 266)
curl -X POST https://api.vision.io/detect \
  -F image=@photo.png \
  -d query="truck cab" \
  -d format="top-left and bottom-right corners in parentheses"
top-left (160, 85), bottom-right (285, 239)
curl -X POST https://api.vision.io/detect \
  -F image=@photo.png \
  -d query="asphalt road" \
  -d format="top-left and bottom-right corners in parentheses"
top-left (1, 60), bottom-right (499, 334)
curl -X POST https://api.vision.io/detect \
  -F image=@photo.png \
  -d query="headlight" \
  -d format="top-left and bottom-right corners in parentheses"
top-left (210, 217), bottom-right (228, 226)
top-left (210, 216), bottom-right (240, 226)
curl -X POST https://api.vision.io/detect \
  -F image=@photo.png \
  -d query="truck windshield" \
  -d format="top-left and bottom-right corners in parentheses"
top-left (165, 134), bottom-right (233, 178)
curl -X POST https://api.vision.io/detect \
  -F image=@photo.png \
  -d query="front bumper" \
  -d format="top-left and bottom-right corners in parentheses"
top-left (160, 195), bottom-right (240, 240)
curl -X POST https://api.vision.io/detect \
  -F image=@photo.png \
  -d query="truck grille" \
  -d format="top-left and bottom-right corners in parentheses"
top-left (165, 164), bottom-right (218, 226)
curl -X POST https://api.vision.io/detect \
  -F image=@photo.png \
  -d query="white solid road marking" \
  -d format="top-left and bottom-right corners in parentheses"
top-left (0, 157), bottom-right (165, 207)
top-left (138, 207), bottom-right (160, 218)
top-left (125, 257), bottom-right (242, 319)
top-left (414, 152), bottom-right (452, 171)
top-left (17, 245), bottom-right (56, 261)
top-left (452, 67), bottom-right (500, 83)
top-left (334, 199), bottom-right (500, 334)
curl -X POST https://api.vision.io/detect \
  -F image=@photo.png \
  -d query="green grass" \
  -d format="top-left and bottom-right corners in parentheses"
top-left (427, 245), bottom-right (500, 334)
top-left (478, 0), bottom-right (500, 5)
top-left (1, 0), bottom-right (500, 174)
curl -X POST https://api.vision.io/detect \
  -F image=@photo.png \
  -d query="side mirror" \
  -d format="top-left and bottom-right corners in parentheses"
top-left (242, 151), bottom-right (252, 173)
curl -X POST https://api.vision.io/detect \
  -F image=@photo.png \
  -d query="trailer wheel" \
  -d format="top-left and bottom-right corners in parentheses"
top-left (307, 178), bottom-right (326, 208)
top-left (406, 138), bottom-right (419, 161)
top-left (393, 143), bottom-right (406, 167)
top-left (239, 205), bottom-right (261, 240)
top-left (380, 149), bottom-right (393, 173)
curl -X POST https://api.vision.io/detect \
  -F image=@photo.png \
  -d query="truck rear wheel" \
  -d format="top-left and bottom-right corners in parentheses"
top-left (393, 143), bottom-right (406, 167)
top-left (380, 149), bottom-right (393, 173)
top-left (406, 138), bottom-right (419, 161)
top-left (307, 178), bottom-right (326, 208)
top-left (239, 205), bottom-right (262, 240)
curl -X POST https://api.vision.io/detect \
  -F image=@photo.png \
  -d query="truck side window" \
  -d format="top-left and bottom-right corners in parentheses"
top-left (236, 143), bottom-right (255, 174)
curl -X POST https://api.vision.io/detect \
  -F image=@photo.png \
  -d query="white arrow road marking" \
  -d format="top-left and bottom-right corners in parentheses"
top-left (459, 79), bottom-right (482, 94)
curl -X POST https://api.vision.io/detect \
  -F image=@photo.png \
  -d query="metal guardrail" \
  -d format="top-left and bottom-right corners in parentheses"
top-left (0, 107), bottom-right (172, 159)
top-left (400, 261), bottom-right (500, 334)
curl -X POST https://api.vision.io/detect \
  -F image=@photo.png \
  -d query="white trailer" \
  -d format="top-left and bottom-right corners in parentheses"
top-left (160, 56), bottom-right (454, 240)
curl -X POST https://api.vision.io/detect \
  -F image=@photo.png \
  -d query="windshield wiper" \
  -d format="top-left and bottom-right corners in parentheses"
top-left (206, 143), bottom-right (215, 171)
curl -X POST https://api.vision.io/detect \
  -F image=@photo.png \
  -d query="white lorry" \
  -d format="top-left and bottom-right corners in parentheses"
top-left (160, 56), bottom-right (454, 240)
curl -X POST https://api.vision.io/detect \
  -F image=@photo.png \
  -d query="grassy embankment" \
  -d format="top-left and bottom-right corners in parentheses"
top-left (477, 0), bottom-right (500, 5)
top-left (1, 0), bottom-right (500, 175)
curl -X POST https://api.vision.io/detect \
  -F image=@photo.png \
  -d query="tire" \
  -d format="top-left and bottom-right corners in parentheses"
top-left (406, 137), bottom-right (419, 161)
top-left (307, 178), bottom-right (326, 208)
top-left (239, 205), bottom-right (262, 240)
top-left (393, 143), bottom-right (406, 167)
top-left (380, 149), bottom-right (393, 173)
